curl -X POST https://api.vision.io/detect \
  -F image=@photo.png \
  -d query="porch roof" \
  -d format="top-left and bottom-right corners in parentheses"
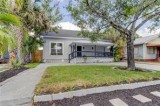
top-left (70, 40), bottom-right (113, 46)
top-left (146, 43), bottom-right (160, 47)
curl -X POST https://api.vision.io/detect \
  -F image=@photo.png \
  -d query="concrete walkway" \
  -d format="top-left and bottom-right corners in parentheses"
top-left (0, 63), bottom-right (53, 106)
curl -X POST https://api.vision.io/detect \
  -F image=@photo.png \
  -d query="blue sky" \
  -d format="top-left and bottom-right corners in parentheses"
top-left (58, 1), bottom-right (72, 22)
top-left (57, 0), bottom-right (160, 37)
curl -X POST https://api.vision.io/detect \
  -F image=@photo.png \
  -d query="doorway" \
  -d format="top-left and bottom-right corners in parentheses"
top-left (77, 46), bottom-right (82, 57)
top-left (158, 47), bottom-right (160, 57)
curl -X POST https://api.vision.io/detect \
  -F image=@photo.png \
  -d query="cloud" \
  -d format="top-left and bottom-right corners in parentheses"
top-left (55, 22), bottom-right (81, 31)
top-left (137, 28), bottom-right (160, 37)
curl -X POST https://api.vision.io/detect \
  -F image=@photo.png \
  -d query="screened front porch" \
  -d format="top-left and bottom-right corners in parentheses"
top-left (68, 40), bottom-right (114, 63)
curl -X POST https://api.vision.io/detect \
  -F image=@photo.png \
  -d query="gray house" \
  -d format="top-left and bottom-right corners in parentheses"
top-left (125, 34), bottom-right (160, 61)
top-left (41, 29), bottom-right (114, 63)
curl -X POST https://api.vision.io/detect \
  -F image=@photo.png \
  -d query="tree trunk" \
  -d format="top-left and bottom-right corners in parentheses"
top-left (126, 33), bottom-right (135, 70)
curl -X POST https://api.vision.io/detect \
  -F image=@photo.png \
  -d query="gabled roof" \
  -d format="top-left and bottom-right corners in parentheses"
top-left (40, 29), bottom-right (81, 38)
top-left (134, 34), bottom-right (160, 45)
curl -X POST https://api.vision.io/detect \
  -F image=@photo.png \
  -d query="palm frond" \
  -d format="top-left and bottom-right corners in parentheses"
top-left (0, 13), bottom-right (22, 26)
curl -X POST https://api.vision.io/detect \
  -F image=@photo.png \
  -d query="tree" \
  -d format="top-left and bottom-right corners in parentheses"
top-left (0, 0), bottom-right (22, 55)
top-left (0, 0), bottom-right (62, 63)
top-left (67, 0), bottom-right (160, 70)
top-left (23, 36), bottom-right (44, 63)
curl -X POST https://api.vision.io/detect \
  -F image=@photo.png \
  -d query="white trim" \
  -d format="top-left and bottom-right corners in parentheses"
top-left (49, 41), bottom-right (64, 56)
top-left (43, 36), bottom-right (88, 40)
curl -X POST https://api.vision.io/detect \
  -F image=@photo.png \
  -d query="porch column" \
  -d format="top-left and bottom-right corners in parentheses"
top-left (95, 45), bottom-right (96, 57)
top-left (75, 43), bottom-right (76, 58)
top-left (104, 46), bottom-right (105, 57)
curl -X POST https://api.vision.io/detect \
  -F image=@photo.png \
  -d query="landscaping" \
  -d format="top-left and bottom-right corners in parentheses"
top-left (35, 65), bottom-right (160, 95)
top-left (0, 67), bottom-right (27, 82)
top-left (0, 62), bottom-right (41, 82)
top-left (25, 62), bottom-right (41, 68)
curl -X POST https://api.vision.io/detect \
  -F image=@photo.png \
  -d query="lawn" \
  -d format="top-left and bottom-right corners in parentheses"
top-left (25, 62), bottom-right (41, 68)
top-left (35, 65), bottom-right (160, 95)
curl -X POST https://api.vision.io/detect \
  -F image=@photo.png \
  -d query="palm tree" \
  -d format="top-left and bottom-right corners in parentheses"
top-left (0, 0), bottom-right (22, 55)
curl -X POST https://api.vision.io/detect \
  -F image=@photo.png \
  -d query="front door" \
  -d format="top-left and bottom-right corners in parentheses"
top-left (77, 46), bottom-right (82, 57)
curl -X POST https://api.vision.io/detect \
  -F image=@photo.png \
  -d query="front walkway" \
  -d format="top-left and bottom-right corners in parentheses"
top-left (0, 63), bottom-right (54, 106)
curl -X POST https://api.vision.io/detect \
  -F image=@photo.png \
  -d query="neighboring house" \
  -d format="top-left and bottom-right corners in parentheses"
top-left (125, 34), bottom-right (160, 61)
top-left (41, 29), bottom-right (114, 63)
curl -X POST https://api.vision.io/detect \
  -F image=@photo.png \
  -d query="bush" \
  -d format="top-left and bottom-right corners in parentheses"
top-left (83, 55), bottom-right (87, 63)
top-left (11, 59), bottom-right (22, 69)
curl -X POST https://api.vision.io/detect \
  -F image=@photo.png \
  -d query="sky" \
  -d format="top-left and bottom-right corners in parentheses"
top-left (56, 0), bottom-right (160, 37)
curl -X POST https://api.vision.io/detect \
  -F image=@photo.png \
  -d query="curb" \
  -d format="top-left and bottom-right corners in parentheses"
top-left (34, 80), bottom-right (160, 102)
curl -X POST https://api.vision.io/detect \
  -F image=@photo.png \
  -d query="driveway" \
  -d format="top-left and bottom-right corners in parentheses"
top-left (106, 62), bottom-right (160, 71)
top-left (0, 63), bottom-right (54, 106)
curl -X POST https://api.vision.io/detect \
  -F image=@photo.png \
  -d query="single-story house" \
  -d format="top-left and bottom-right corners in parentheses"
top-left (125, 34), bottom-right (160, 61)
top-left (40, 29), bottom-right (114, 63)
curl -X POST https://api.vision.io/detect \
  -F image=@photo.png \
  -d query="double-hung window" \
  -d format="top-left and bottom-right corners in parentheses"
top-left (50, 42), bottom-right (63, 55)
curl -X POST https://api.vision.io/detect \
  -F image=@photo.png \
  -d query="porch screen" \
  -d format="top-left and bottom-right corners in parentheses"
top-left (50, 43), bottom-right (63, 55)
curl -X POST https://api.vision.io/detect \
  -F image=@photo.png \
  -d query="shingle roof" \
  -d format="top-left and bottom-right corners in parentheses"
top-left (134, 34), bottom-right (160, 45)
top-left (40, 29), bottom-right (82, 38)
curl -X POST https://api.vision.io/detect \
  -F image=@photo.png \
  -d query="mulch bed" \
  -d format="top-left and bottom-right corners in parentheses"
top-left (34, 84), bottom-right (160, 106)
top-left (0, 67), bottom-right (28, 82)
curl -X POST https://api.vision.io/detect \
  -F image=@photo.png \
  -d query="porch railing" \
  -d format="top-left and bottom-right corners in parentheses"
top-left (68, 51), bottom-right (113, 63)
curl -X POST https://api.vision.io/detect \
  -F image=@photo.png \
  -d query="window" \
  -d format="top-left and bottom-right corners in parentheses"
top-left (50, 42), bottom-right (63, 55)
top-left (148, 47), bottom-right (155, 54)
top-left (134, 47), bottom-right (139, 54)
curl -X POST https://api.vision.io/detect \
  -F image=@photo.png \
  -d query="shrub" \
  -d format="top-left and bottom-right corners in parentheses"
top-left (11, 59), bottom-right (22, 69)
top-left (83, 55), bottom-right (87, 63)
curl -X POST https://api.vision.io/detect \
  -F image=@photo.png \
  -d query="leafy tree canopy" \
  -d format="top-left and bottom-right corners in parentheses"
top-left (67, 0), bottom-right (160, 37)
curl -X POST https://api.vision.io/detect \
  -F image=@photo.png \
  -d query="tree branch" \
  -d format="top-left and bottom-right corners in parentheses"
top-left (127, 0), bottom-right (158, 30)
top-left (85, 0), bottom-right (129, 35)
top-left (135, 11), bottom-right (160, 31)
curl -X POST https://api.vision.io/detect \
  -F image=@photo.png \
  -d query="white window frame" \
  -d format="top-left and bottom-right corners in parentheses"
top-left (49, 42), bottom-right (64, 55)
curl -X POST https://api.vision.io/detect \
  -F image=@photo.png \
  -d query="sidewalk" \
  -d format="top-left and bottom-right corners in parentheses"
top-left (0, 63), bottom-right (52, 106)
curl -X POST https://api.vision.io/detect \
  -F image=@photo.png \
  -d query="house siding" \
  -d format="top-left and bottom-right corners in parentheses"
top-left (134, 44), bottom-right (144, 59)
top-left (43, 37), bottom-right (74, 63)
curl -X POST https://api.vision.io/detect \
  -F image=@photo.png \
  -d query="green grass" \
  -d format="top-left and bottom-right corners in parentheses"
top-left (25, 62), bottom-right (41, 68)
top-left (35, 65), bottom-right (160, 95)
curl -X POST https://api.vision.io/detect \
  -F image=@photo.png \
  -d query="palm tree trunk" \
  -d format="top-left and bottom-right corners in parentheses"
top-left (16, 28), bottom-right (24, 63)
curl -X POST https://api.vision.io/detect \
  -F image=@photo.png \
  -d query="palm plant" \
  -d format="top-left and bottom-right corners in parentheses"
top-left (0, 0), bottom-right (22, 55)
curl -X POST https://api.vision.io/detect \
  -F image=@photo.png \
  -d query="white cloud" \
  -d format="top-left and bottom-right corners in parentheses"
top-left (55, 22), bottom-right (81, 31)
top-left (137, 28), bottom-right (160, 37)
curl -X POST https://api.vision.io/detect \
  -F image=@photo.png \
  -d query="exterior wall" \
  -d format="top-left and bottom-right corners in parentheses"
top-left (43, 38), bottom-right (74, 63)
top-left (134, 44), bottom-right (144, 59)
top-left (124, 44), bottom-right (144, 59)
top-left (71, 57), bottom-right (113, 63)
top-left (143, 44), bottom-right (157, 59)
